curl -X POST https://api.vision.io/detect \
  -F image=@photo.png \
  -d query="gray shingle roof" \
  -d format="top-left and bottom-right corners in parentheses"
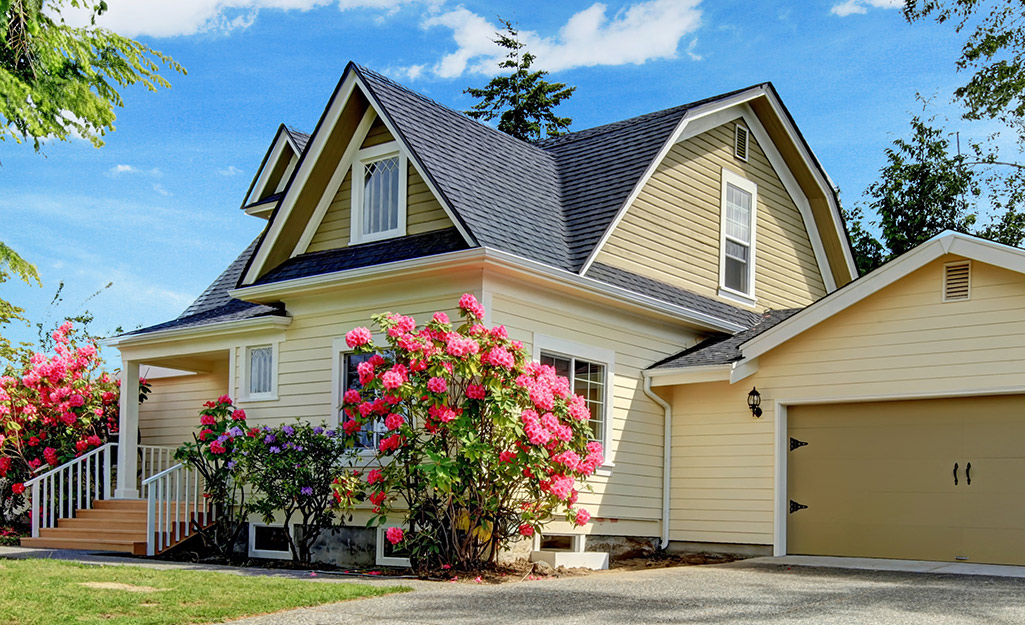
top-left (286, 127), bottom-right (310, 153)
top-left (254, 228), bottom-right (468, 285)
top-left (649, 308), bottom-right (802, 369)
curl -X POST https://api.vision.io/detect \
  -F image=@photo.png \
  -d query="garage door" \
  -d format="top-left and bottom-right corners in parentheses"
top-left (787, 395), bottom-right (1025, 565)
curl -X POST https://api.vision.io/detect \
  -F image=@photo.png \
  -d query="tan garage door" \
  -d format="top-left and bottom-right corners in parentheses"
top-left (788, 395), bottom-right (1025, 565)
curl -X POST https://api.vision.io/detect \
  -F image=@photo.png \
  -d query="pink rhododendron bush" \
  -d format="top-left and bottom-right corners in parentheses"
top-left (0, 322), bottom-right (122, 522)
top-left (339, 294), bottom-right (603, 571)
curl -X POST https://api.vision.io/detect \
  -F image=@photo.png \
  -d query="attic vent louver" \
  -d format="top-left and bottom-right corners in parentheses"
top-left (734, 125), bottom-right (749, 161)
top-left (943, 260), bottom-right (971, 302)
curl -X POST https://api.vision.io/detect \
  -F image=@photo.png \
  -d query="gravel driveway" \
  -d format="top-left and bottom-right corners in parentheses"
top-left (229, 560), bottom-right (1025, 625)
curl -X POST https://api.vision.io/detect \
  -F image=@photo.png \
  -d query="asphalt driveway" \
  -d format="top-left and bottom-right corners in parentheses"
top-left (230, 560), bottom-right (1025, 625)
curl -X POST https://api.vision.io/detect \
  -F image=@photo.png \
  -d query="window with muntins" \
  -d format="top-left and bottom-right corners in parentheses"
top-left (362, 155), bottom-right (400, 237)
top-left (342, 352), bottom-right (387, 450)
top-left (248, 346), bottom-right (273, 397)
top-left (719, 169), bottom-right (758, 301)
top-left (540, 352), bottom-right (606, 441)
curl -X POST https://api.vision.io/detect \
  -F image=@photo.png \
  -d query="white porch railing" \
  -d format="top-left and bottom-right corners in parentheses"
top-left (143, 462), bottom-right (212, 556)
top-left (137, 445), bottom-right (178, 491)
top-left (24, 442), bottom-right (115, 538)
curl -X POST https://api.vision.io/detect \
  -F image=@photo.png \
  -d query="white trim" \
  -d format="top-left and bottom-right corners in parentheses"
top-left (741, 231), bottom-right (1025, 361)
top-left (292, 108), bottom-right (378, 257)
top-left (245, 130), bottom-right (296, 207)
top-left (330, 337), bottom-right (347, 428)
top-left (578, 89), bottom-right (848, 291)
top-left (376, 525), bottom-right (411, 567)
top-left (243, 75), bottom-right (359, 284)
top-left (103, 315), bottom-right (292, 348)
top-left (646, 365), bottom-right (732, 387)
top-left (719, 167), bottom-right (758, 301)
top-left (244, 200), bottom-right (278, 220)
top-left (942, 259), bottom-right (972, 302)
top-left (350, 144), bottom-right (408, 245)
top-left (641, 374), bottom-right (673, 548)
top-left (351, 72), bottom-right (475, 250)
top-left (772, 384), bottom-right (1025, 557)
top-left (248, 522), bottom-right (293, 560)
top-left (231, 247), bottom-right (749, 334)
top-left (274, 154), bottom-right (299, 194)
top-left (532, 334), bottom-right (615, 465)
top-left (238, 341), bottom-right (279, 403)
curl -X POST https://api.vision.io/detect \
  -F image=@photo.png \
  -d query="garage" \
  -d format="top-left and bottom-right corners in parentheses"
top-left (787, 394), bottom-right (1025, 565)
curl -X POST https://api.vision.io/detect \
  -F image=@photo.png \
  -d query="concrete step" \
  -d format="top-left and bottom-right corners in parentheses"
top-left (20, 536), bottom-right (147, 556)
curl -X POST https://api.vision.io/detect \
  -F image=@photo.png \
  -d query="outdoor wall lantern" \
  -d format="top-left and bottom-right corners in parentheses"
top-left (747, 387), bottom-right (762, 418)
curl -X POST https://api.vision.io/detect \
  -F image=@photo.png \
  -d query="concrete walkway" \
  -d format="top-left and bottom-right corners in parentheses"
top-left (6, 547), bottom-right (1025, 624)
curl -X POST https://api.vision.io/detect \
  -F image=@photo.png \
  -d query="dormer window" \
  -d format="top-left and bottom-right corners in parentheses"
top-left (351, 143), bottom-right (407, 244)
top-left (718, 168), bottom-right (758, 305)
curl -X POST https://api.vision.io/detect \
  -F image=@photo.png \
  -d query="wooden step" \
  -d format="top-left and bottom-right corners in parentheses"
top-left (75, 508), bottom-right (149, 521)
top-left (56, 517), bottom-right (147, 531)
top-left (20, 536), bottom-right (147, 556)
top-left (40, 527), bottom-right (147, 541)
top-left (92, 499), bottom-right (147, 511)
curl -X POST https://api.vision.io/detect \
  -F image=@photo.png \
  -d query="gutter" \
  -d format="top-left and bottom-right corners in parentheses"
top-left (102, 315), bottom-right (292, 348)
top-left (642, 372), bottom-right (673, 549)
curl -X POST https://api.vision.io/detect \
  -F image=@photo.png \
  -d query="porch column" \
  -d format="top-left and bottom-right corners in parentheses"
top-left (114, 359), bottom-right (140, 499)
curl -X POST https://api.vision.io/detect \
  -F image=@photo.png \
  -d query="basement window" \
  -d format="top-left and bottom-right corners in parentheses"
top-left (943, 260), bottom-right (971, 302)
top-left (249, 524), bottom-right (291, 559)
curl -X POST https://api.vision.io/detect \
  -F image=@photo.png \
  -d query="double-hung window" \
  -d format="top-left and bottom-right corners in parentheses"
top-left (539, 351), bottom-right (608, 444)
top-left (242, 344), bottom-right (277, 401)
top-left (351, 144), bottom-right (407, 244)
top-left (340, 352), bottom-right (388, 451)
top-left (719, 169), bottom-right (758, 303)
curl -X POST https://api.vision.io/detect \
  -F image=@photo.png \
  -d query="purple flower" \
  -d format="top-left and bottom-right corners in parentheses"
top-left (282, 425), bottom-right (295, 436)
top-left (325, 430), bottom-right (336, 438)
top-left (300, 487), bottom-right (313, 496)
top-left (227, 461), bottom-right (236, 469)
top-left (229, 426), bottom-right (244, 437)
top-left (294, 445), bottom-right (304, 452)
top-left (264, 434), bottom-right (276, 444)
top-left (216, 434), bottom-right (229, 444)
top-left (313, 426), bottom-right (324, 435)
top-left (269, 446), bottom-right (281, 454)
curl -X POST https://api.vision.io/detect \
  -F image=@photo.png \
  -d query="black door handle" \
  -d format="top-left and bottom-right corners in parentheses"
top-left (953, 462), bottom-right (959, 486)
top-left (966, 462), bottom-right (972, 486)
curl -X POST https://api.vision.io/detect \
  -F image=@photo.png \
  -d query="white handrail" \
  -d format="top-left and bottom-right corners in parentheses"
top-left (142, 462), bottom-right (211, 556)
top-left (138, 445), bottom-right (178, 491)
top-left (24, 442), bottom-right (116, 538)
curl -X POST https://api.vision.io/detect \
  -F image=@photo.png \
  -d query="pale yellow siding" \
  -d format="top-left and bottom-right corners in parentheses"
top-left (360, 118), bottom-right (394, 148)
top-left (139, 363), bottom-right (228, 447)
top-left (667, 255), bottom-right (1025, 546)
top-left (306, 163), bottom-right (453, 253)
top-left (487, 274), bottom-right (700, 535)
top-left (594, 119), bottom-right (826, 311)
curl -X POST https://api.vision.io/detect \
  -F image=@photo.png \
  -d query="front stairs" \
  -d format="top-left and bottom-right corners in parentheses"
top-left (21, 500), bottom-right (150, 555)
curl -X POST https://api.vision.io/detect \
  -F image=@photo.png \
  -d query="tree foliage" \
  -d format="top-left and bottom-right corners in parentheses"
top-left (1, 0), bottom-right (185, 150)
top-left (464, 20), bottom-right (575, 142)
top-left (0, 241), bottom-right (39, 363)
top-left (904, 0), bottom-right (1025, 144)
top-left (847, 114), bottom-right (1025, 273)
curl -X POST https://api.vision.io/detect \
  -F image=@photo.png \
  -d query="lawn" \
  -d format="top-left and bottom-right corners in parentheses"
top-left (0, 559), bottom-right (409, 625)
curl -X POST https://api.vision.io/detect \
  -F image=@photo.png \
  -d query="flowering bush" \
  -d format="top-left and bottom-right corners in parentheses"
top-left (173, 395), bottom-right (250, 560)
top-left (238, 420), bottom-right (352, 564)
top-left (341, 294), bottom-right (602, 571)
top-left (0, 322), bottom-right (125, 523)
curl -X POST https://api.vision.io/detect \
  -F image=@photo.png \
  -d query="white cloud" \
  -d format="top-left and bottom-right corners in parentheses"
top-left (685, 38), bottom-right (702, 61)
top-left (152, 184), bottom-right (172, 196)
top-left (417, 0), bottom-right (703, 79)
top-left (831, 0), bottom-right (901, 17)
top-left (218, 165), bottom-right (243, 176)
top-left (59, 0), bottom-right (422, 38)
top-left (107, 164), bottom-right (162, 177)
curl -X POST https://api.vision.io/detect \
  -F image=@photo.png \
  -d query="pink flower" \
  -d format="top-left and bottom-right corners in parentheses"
top-left (586, 441), bottom-right (603, 455)
top-left (518, 524), bottom-right (534, 537)
top-left (380, 370), bottom-right (403, 390)
top-left (379, 434), bottom-right (404, 453)
top-left (11, 482), bottom-right (24, 495)
top-left (489, 325), bottom-right (508, 340)
top-left (567, 395), bottom-right (591, 421)
top-left (384, 413), bottom-right (405, 431)
top-left (209, 441), bottom-right (226, 455)
top-left (232, 409), bottom-right (247, 421)
top-left (385, 527), bottom-right (404, 545)
top-left (574, 508), bottom-right (591, 526)
top-left (345, 327), bottom-right (373, 348)
top-left (68, 394), bottom-right (85, 407)
top-left (367, 469), bottom-right (383, 485)
top-left (466, 384), bottom-right (486, 400)
top-left (445, 335), bottom-right (480, 358)
top-left (549, 475), bottom-right (575, 500)
top-left (217, 394), bottom-right (232, 405)
top-left (342, 419), bottom-right (361, 435)
top-left (457, 293), bottom-right (486, 319)
top-left (200, 414), bottom-right (216, 426)
top-left (432, 312), bottom-right (450, 325)
top-left (369, 491), bottom-right (387, 506)
top-left (357, 361), bottom-right (376, 385)
top-left (499, 450), bottom-right (517, 463)
top-left (426, 377), bottom-right (447, 394)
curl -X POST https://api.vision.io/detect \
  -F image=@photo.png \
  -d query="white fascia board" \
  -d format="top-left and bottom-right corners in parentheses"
top-left (243, 75), bottom-right (359, 285)
top-left (644, 365), bottom-right (732, 387)
top-left (352, 72), bottom-right (476, 250)
top-left (578, 87), bottom-right (768, 276)
top-left (247, 131), bottom-right (293, 207)
top-left (758, 91), bottom-right (858, 283)
top-left (103, 315), bottom-right (292, 349)
top-left (739, 234), bottom-right (971, 360)
top-left (244, 199), bottom-right (279, 219)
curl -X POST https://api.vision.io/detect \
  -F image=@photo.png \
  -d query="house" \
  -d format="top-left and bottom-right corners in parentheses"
top-left (22, 62), bottom-right (1025, 568)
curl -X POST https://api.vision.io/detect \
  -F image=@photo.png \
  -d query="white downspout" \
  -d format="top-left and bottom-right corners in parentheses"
top-left (642, 373), bottom-right (672, 549)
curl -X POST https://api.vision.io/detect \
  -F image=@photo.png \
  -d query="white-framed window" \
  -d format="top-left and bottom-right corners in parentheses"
top-left (718, 168), bottom-right (758, 305)
top-left (239, 343), bottom-right (278, 402)
top-left (376, 526), bottom-right (411, 567)
top-left (532, 335), bottom-right (614, 463)
top-left (248, 523), bottom-right (292, 559)
top-left (350, 142), bottom-right (407, 245)
top-left (330, 338), bottom-right (387, 451)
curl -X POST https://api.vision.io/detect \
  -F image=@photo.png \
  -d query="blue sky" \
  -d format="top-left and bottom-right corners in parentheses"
top-left (0, 0), bottom-right (978, 350)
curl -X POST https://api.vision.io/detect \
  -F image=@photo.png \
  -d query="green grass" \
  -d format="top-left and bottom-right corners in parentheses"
top-left (0, 559), bottom-right (410, 625)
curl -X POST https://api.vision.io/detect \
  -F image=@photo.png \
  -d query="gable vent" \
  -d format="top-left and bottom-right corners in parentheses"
top-left (943, 260), bottom-right (971, 302)
top-left (734, 125), bottom-right (749, 161)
